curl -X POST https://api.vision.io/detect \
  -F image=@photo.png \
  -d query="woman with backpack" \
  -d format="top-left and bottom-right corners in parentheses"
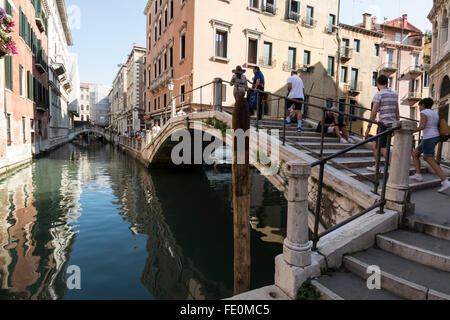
top-left (410, 98), bottom-right (450, 193)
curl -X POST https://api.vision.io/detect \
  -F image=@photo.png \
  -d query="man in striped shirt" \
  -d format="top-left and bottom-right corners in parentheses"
top-left (365, 75), bottom-right (400, 172)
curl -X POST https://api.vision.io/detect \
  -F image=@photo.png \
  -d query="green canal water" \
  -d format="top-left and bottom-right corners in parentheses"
top-left (0, 142), bottom-right (287, 300)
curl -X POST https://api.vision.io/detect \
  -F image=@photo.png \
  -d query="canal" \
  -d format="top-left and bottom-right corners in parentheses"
top-left (0, 141), bottom-right (287, 300)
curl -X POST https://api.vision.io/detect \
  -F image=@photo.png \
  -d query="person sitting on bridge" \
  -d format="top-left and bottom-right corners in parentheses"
top-left (410, 98), bottom-right (450, 193)
top-left (316, 107), bottom-right (354, 144)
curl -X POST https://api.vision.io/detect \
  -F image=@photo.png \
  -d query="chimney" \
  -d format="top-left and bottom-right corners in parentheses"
top-left (363, 13), bottom-right (372, 30)
top-left (402, 14), bottom-right (408, 22)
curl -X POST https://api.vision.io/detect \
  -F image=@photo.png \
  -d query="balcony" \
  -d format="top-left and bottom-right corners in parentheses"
top-left (282, 62), bottom-right (301, 72)
top-left (299, 64), bottom-right (314, 73)
top-left (340, 47), bottom-right (353, 61)
top-left (262, 2), bottom-right (277, 15)
top-left (35, 16), bottom-right (45, 33)
top-left (150, 68), bottom-right (173, 93)
top-left (379, 62), bottom-right (398, 73)
top-left (53, 63), bottom-right (66, 77)
top-left (35, 49), bottom-right (48, 74)
top-left (344, 81), bottom-right (362, 95)
top-left (408, 65), bottom-right (423, 77)
top-left (325, 24), bottom-right (338, 34)
top-left (408, 91), bottom-right (422, 101)
top-left (286, 11), bottom-right (300, 23)
top-left (301, 18), bottom-right (317, 28)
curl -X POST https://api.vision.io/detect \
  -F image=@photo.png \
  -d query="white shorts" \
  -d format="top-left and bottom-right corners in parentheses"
top-left (327, 126), bottom-right (335, 134)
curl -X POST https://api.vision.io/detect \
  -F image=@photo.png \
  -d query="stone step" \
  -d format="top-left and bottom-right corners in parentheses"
top-left (330, 157), bottom-right (386, 169)
top-left (312, 269), bottom-right (403, 300)
top-left (376, 230), bottom-right (450, 272)
top-left (295, 142), bottom-right (367, 151)
top-left (286, 136), bottom-right (341, 143)
top-left (349, 167), bottom-right (427, 182)
top-left (410, 178), bottom-right (445, 191)
top-left (407, 217), bottom-right (450, 241)
top-left (344, 247), bottom-right (450, 300)
top-left (307, 149), bottom-right (374, 158)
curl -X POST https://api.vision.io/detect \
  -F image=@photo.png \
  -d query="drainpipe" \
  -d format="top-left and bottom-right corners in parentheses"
top-left (335, 0), bottom-right (342, 106)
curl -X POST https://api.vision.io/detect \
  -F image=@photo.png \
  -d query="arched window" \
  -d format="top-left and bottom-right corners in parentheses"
top-left (440, 75), bottom-right (450, 99)
top-left (441, 10), bottom-right (448, 44)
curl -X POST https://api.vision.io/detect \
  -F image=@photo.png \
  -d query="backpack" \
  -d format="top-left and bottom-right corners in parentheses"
top-left (439, 118), bottom-right (450, 142)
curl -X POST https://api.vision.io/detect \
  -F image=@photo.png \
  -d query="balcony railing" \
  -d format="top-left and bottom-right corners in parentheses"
top-left (340, 47), bottom-right (353, 60)
top-left (408, 65), bottom-right (423, 76)
top-left (282, 62), bottom-right (301, 72)
top-left (408, 91), bottom-right (422, 100)
top-left (379, 62), bottom-right (398, 72)
top-left (262, 2), bottom-right (277, 15)
top-left (301, 17), bottom-right (317, 28)
top-left (150, 68), bottom-right (173, 93)
top-left (344, 81), bottom-right (363, 94)
top-left (286, 11), bottom-right (300, 22)
top-left (299, 64), bottom-right (314, 73)
top-left (325, 24), bottom-right (338, 34)
top-left (35, 49), bottom-right (48, 74)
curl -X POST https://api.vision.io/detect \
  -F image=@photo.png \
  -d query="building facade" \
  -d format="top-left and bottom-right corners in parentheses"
top-left (429, 0), bottom-right (450, 162)
top-left (109, 65), bottom-right (128, 133)
top-left (1, 0), bottom-right (49, 171)
top-left (46, 0), bottom-right (76, 148)
top-left (75, 82), bottom-right (90, 124)
top-left (89, 83), bottom-right (110, 127)
top-left (125, 44), bottom-right (145, 133)
top-left (143, 0), bottom-right (341, 126)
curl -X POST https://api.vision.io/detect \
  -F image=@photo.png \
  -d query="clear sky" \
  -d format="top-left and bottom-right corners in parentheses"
top-left (67, 0), bottom-right (148, 86)
top-left (67, 0), bottom-right (433, 87)
top-left (340, 0), bottom-right (433, 32)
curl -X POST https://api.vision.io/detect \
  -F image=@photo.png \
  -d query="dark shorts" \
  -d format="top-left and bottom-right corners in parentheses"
top-left (376, 123), bottom-right (393, 149)
top-left (287, 98), bottom-right (304, 111)
top-left (416, 136), bottom-right (440, 157)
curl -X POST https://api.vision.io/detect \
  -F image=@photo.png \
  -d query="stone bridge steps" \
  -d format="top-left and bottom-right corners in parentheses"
top-left (313, 227), bottom-right (450, 300)
top-left (312, 269), bottom-right (404, 300)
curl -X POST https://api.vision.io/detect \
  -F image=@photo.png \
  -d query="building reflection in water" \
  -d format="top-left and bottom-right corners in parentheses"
top-left (0, 142), bottom-right (287, 300)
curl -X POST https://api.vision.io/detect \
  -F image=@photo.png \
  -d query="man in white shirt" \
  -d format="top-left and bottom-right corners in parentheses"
top-left (286, 71), bottom-right (306, 132)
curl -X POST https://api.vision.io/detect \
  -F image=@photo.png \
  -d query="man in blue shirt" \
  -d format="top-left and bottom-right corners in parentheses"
top-left (250, 66), bottom-right (265, 120)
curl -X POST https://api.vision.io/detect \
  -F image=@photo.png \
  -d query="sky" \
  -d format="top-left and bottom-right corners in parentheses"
top-left (66, 0), bottom-right (434, 87)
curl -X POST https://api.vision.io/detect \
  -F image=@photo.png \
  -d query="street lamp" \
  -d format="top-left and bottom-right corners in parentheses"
top-left (168, 80), bottom-right (175, 118)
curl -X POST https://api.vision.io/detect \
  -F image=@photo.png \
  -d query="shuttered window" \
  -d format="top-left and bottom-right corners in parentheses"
top-left (5, 56), bottom-right (13, 90)
top-left (19, 65), bottom-right (23, 96)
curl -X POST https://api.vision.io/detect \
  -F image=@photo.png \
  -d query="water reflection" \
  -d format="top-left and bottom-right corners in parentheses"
top-left (0, 142), bottom-right (287, 300)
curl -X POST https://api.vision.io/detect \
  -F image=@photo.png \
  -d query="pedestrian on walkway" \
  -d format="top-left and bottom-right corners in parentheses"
top-left (410, 98), bottom-right (450, 193)
top-left (230, 66), bottom-right (248, 100)
top-left (365, 75), bottom-right (400, 172)
top-left (285, 70), bottom-right (305, 132)
top-left (316, 107), bottom-right (355, 144)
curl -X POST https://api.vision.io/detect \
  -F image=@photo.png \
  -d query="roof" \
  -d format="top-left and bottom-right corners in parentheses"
top-left (382, 17), bottom-right (422, 34)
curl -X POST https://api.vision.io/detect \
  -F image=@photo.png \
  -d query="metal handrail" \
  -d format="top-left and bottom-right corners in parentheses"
top-left (311, 125), bottom-right (400, 250)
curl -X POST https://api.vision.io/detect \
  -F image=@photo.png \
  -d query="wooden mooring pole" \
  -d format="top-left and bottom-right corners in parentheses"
top-left (232, 96), bottom-right (251, 295)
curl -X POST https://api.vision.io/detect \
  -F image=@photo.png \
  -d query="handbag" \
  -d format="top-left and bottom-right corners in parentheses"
top-left (439, 118), bottom-right (450, 142)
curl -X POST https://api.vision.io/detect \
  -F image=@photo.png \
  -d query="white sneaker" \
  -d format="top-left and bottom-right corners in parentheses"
top-left (348, 137), bottom-right (356, 144)
top-left (409, 173), bottom-right (423, 182)
top-left (340, 138), bottom-right (348, 144)
top-left (367, 166), bottom-right (378, 172)
top-left (437, 180), bottom-right (450, 193)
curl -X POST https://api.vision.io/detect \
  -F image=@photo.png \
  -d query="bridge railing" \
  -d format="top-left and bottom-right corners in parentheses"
top-left (223, 81), bottom-right (410, 252)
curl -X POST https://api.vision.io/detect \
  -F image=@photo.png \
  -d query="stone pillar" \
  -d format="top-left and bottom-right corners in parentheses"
top-left (386, 120), bottom-right (417, 219)
top-left (275, 160), bottom-right (322, 299)
top-left (283, 160), bottom-right (312, 267)
top-left (213, 78), bottom-right (223, 112)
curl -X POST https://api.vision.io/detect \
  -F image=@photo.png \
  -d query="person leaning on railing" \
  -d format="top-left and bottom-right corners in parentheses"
top-left (365, 75), bottom-right (400, 172)
top-left (410, 98), bottom-right (450, 193)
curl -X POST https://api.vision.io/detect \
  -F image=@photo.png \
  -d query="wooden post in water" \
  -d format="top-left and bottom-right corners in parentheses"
top-left (232, 95), bottom-right (251, 295)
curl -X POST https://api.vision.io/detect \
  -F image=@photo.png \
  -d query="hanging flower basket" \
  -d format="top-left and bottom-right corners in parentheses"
top-left (0, 7), bottom-right (17, 57)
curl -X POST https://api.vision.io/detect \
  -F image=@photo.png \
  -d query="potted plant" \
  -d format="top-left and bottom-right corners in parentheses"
top-left (0, 7), bottom-right (17, 58)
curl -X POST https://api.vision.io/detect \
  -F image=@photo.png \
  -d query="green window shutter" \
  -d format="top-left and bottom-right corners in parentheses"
top-left (19, 65), bottom-right (23, 96)
top-left (5, 1), bottom-right (12, 15)
top-left (6, 56), bottom-right (13, 91)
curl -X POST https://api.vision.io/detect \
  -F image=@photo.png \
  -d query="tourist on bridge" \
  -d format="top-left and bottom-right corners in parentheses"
top-left (410, 98), bottom-right (450, 193)
top-left (285, 70), bottom-right (305, 132)
top-left (230, 66), bottom-right (248, 100)
top-left (365, 75), bottom-right (400, 172)
top-left (316, 107), bottom-right (355, 144)
top-left (248, 66), bottom-right (265, 119)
